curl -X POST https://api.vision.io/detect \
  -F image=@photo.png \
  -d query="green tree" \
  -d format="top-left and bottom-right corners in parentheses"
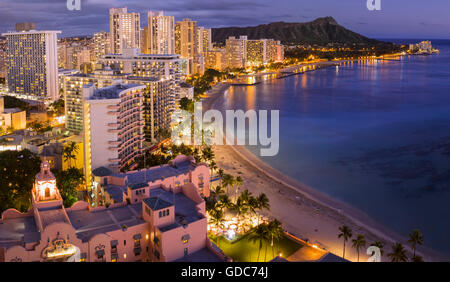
top-left (338, 225), bottom-right (353, 259)
top-left (370, 241), bottom-right (384, 256)
top-left (388, 243), bottom-right (408, 262)
top-left (267, 219), bottom-right (283, 259)
top-left (49, 98), bottom-right (65, 116)
top-left (179, 97), bottom-right (194, 113)
top-left (408, 229), bottom-right (423, 259)
top-left (63, 142), bottom-right (78, 168)
top-left (249, 223), bottom-right (270, 262)
top-left (221, 174), bottom-right (235, 195)
top-left (255, 193), bottom-right (270, 225)
top-left (208, 209), bottom-right (225, 246)
top-left (352, 234), bottom-right (366, 262)
top-left (0, 150), bottom-right (41, 213)
top-left (53, 168), bottom-right (84, 207)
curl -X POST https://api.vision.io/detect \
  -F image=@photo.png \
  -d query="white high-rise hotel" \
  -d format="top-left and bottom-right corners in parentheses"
top-left (2, 29), bottom-right (61, 102)
top-left (147, 11), bottom-right (175, 54)
top-left (110, 7), bottom-right (141, 54)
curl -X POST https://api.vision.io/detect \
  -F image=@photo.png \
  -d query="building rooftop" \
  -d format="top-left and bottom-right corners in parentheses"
top-left (318, 252), bottom-right (350, 262)
top-left (92, 166), bottom-right (112, 177)
top-left (173, 247), bottom-right (224, 262)
top-left (87, 84), bottom-right (143, 100)
top-left (148, 187), bottom-right (203, 232)
top-left (0, 216), bottom-right (41, 247)
top-left (127, 76), bottom-right (160, 82)
top-left (105, 185), bottom-right (126, 203)
top-left (126, 160), bottom-right (196, 184)
top-left (2, 108), bottom-right (23, 114)
top-left (67, 203), bottom-right (144, 242)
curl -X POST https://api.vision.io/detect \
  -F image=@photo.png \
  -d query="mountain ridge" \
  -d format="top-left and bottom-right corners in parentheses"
top-left (212, 17), bottom-right (383, 45)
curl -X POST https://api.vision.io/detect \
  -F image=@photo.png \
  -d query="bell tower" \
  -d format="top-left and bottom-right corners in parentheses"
top-left (33, 162), bottom-right (60, 203)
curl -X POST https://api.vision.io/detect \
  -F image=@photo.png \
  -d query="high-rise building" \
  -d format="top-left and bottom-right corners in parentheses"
top-left (93, 31), bottom-right (110, 62)
top-left (196, 27), bottom-right (212, 55)
top-left (83, 83), bottom-right (145, 177)
top-left (64, 64), bottom-right (176, 143)
top-left (109, 7), bottom-right (141, 54)
top-left (14, 22), bottom-right (36, 32)
top-left (225, 36), bottom-right (247, 69)
top-left (140, 27), bottom-right (149, 54)
top-left (147, 11), bottom-right (175, 55)
top-left (2, 29), bottom-right (61, 102)
top-left (175, 19), bottom-right (199, 75)
top-left (205, 48), bottom-right (227, 71)
top-left (99, 49), bottom-right (184, 141)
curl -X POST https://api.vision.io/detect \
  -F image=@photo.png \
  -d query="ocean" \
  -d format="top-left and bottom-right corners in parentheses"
top-left (213, 39), bottom-right (450, 256)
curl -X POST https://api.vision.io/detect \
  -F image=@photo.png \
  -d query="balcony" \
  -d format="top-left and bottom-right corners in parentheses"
top-left (108, 140), bottom-right (121, 146)
top-left (107, 105), bottom-right (120, 110)
top-left (108, 128), bottom-right (120, 134)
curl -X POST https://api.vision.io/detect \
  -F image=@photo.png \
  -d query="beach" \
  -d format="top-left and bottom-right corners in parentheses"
top-left (202, 67), bottom-right (448, 262)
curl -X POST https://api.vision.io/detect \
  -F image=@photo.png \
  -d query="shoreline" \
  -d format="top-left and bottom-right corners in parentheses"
top-left (202, 65), bottom-right (448, 262)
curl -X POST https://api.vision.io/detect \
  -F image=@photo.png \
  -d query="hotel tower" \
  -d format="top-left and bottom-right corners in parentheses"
top-left (147, 11), bottom-right (175, 55)
top-left (2, 26), bottom-right (61, 102)
top-left (110, 7), bottom-right (141, 54)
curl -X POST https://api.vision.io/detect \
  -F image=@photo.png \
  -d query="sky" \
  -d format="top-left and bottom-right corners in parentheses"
top-left (0, 0), bottom-right (450, 39)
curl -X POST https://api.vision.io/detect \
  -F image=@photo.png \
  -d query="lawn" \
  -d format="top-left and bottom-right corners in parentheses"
top-left (209, 232), bottom-right (303, 262)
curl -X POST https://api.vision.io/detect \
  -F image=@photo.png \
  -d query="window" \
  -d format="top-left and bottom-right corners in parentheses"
top-left (166, 209), bottom-right (170, 216)
top-left (159, 211), bottom-right (162, 218)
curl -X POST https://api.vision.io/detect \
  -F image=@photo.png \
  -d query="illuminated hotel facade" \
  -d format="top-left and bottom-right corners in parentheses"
top-left (110, 8), bottom-right (141, 54)
top-left (2, 29), bottom-right (61, 102)
top-left (64, 64), bottom-right (177, 142)
top-left (146, 11), bottom-right (175, 55)
top-left (0, 159), bottom-right (225, 262)
top-left (82, 83), bottom-right (146, 185)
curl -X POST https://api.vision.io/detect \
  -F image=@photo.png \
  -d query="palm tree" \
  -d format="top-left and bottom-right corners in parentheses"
top-left (209, 160), bottom-right (217, 178)
top-left (388, 243), bottom-right (408, 262)
top-left (249, 224), bottom-right (269, 262)
top-left (256, 193), bottom-right (270, 213)
top-left (370, 241), bottom-right (384, 256)
top-left (352, 234), bottom-right (366, 262)
top-left (208, 209), bottom-right (224, 246)
top-left (338, 225), bottom-right (353, 259)
top-left (63, 142), bottom-right (78, 168)
top-left (218, 168), bottom-right (224, 182)
top-left (212, 185), bottom-right (225, 198)
top-left (234, 176), bottom-right (243, 197)
top-left (267, 219), bottom-right (283, 259)
top-left (221, 174), bottom-right (234, 195)
top-left (408, 229), bottom-right (423, 259)
top-left (201, 146), bottom-right (214, 164)
top-left (218, 194), bottom-right (233, 211)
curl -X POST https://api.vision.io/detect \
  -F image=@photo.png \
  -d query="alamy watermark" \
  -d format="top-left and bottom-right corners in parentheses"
top-left (67, 0), bottom-right (81, 11)
top-left (171, 102), bottom-right (280, 157)
top-left (367, 0), bottom-right (381, 11)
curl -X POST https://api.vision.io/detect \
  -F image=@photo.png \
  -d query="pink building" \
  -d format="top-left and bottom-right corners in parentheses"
top-left (95, 155), bottom-right (210, 207)
top-left (0, 159), bottom-right (225, 262)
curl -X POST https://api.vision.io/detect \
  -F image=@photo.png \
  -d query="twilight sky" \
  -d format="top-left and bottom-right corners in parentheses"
top-left (0, 0), bottom-right (449, 39)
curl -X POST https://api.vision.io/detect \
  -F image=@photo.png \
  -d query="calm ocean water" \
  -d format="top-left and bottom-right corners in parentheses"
top-left (214, 39), bottom-right (450, 256)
